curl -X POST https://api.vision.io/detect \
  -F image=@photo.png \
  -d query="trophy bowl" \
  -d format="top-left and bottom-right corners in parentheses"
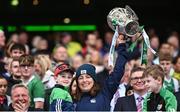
top-left (107, 6), bottom-right (140, 37)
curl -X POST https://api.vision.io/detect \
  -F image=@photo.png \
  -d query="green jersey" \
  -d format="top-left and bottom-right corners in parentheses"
top-left (25, 75), bottom-right (45, 108)
top-left (50, 85), bottom-right (72, 104)
top-left (163, 78), bottom-right (175, 93)
top-left (143, 87), bottom-right (177, 111)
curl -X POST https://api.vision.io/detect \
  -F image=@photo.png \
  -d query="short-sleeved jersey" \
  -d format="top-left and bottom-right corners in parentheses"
top-left (25, 75), bottom-right (45, 108)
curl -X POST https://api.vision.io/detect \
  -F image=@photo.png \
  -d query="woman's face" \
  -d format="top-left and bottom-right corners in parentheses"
top-left (78, 74), bottom-right (94, 92)
top-left (34, 63), bottom-right (42, 75)
top-left (71, 80), bottom-right (77, 94)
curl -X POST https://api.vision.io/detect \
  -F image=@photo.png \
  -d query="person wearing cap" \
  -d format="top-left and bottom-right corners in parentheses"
top-left (74, 35), bottom-right (128, 111)
top-left (49, 63), bottom-right (75, 111)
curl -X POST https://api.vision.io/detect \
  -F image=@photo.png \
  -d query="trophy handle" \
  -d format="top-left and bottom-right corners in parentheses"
top-left (125, 5), bottom-right (139, 21)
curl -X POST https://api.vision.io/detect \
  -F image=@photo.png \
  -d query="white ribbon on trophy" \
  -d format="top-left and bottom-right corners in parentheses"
top-left (142, 29), bottom-right (157, 55)
top-left (108, 26), bottom-right (119, 68)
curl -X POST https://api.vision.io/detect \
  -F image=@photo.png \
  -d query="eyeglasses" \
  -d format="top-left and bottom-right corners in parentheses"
top-left (131, 76), bottom-right (144, 82)
top-left (20, 64), bottom-right (33, 69)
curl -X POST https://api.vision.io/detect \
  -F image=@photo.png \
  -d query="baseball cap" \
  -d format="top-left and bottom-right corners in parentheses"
top-left (54, 63), bottom-right (74, 77)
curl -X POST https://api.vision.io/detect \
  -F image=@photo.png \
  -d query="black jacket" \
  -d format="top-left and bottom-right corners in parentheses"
top-left (175, 91), bottom-right (180, 111)
top-left (7, 76), bottom-right (22, 96)
top-left (0, 96), bottom-right (9, 111)
top-left (114, 94), bottom-right (137, 111)
top-left (96, 68), bottom-right (109, 88)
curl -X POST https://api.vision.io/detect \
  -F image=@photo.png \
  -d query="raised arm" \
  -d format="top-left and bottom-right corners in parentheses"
top-left (103, 35), bottom-right (128, 99)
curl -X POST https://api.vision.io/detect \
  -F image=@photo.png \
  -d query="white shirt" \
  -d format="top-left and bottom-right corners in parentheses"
top-left (134, 92), bottom-right (147, 107)
top-left (42, 70), bottom-right (56, 89)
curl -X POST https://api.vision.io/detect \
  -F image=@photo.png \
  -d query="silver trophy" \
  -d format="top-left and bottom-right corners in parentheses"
top-left (107, 5), bottom-right (140, 37)
top-left (107, 5), bottom-right (157, 67)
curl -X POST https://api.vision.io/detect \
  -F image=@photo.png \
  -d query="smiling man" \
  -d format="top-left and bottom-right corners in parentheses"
top-left (114, 67), bottom-right (148, 111)
top-left (9, 84), bottom-right (31, 111)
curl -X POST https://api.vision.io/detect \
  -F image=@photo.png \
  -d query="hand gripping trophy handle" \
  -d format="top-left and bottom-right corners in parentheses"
top-left (107, 5), bottom-right (140, 67)
top-left (107, 5), bottom-right (140, 37)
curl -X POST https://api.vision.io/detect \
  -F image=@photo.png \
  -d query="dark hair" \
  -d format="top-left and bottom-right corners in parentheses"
top-left (172, 55), bottom-right (180, 64)
top-left (34, 50), bottom-right (50, 56)
top-left (150, 35), bottom-right (159, 39)
top-left (52, 44), bottom-right (67, 54)
top-left (19, 55), bottom-right (34, 66)
top-left (61, 32), bottom-right (71, 38)
top-left (74, 80), bottom-right (100, 101)
top-left (159, 52), bottom-right (172, 62)
top-left (69, 77), bottom-right (77, 101)
top-left (10, 43), bottom-right (26, 53)
top-left (85, 32), bottom-right (97, 41)
top-left (130, 66), bottom-right (145, 77)
top-left (0, 75), bottom-right (7, 80)
top-left (10, 58), bottom-right (20, 67)
top-left (143, 65), bottom-right (164, 84)
top-left (11, 57), bottom-right (20, 62)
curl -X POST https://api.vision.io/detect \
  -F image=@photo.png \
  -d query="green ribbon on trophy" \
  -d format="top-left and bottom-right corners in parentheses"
top-left (140, 40), bottom-right (148, 65)
top-left (127, 25), bottom-right (144, 53)
top-left (107, 5), bottom-right (157, 67)
top-left (140, 29), bottom-right (158, 65)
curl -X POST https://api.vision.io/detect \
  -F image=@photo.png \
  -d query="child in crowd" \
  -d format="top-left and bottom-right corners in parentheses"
top-left (9, 43), bottom-right (26, 58)
top-left (143, 65), bottom-right (177, 111)
top-left (159, 52), bottom-right (179, 92)
top-left (0, 75), bottom-right (11, 111)
top-left (49, 63), bottom-right (75, 111)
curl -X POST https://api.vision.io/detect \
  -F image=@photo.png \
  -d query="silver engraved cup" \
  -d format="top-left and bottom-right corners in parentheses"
top-left (107, 6), bottom-right (140, 37)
